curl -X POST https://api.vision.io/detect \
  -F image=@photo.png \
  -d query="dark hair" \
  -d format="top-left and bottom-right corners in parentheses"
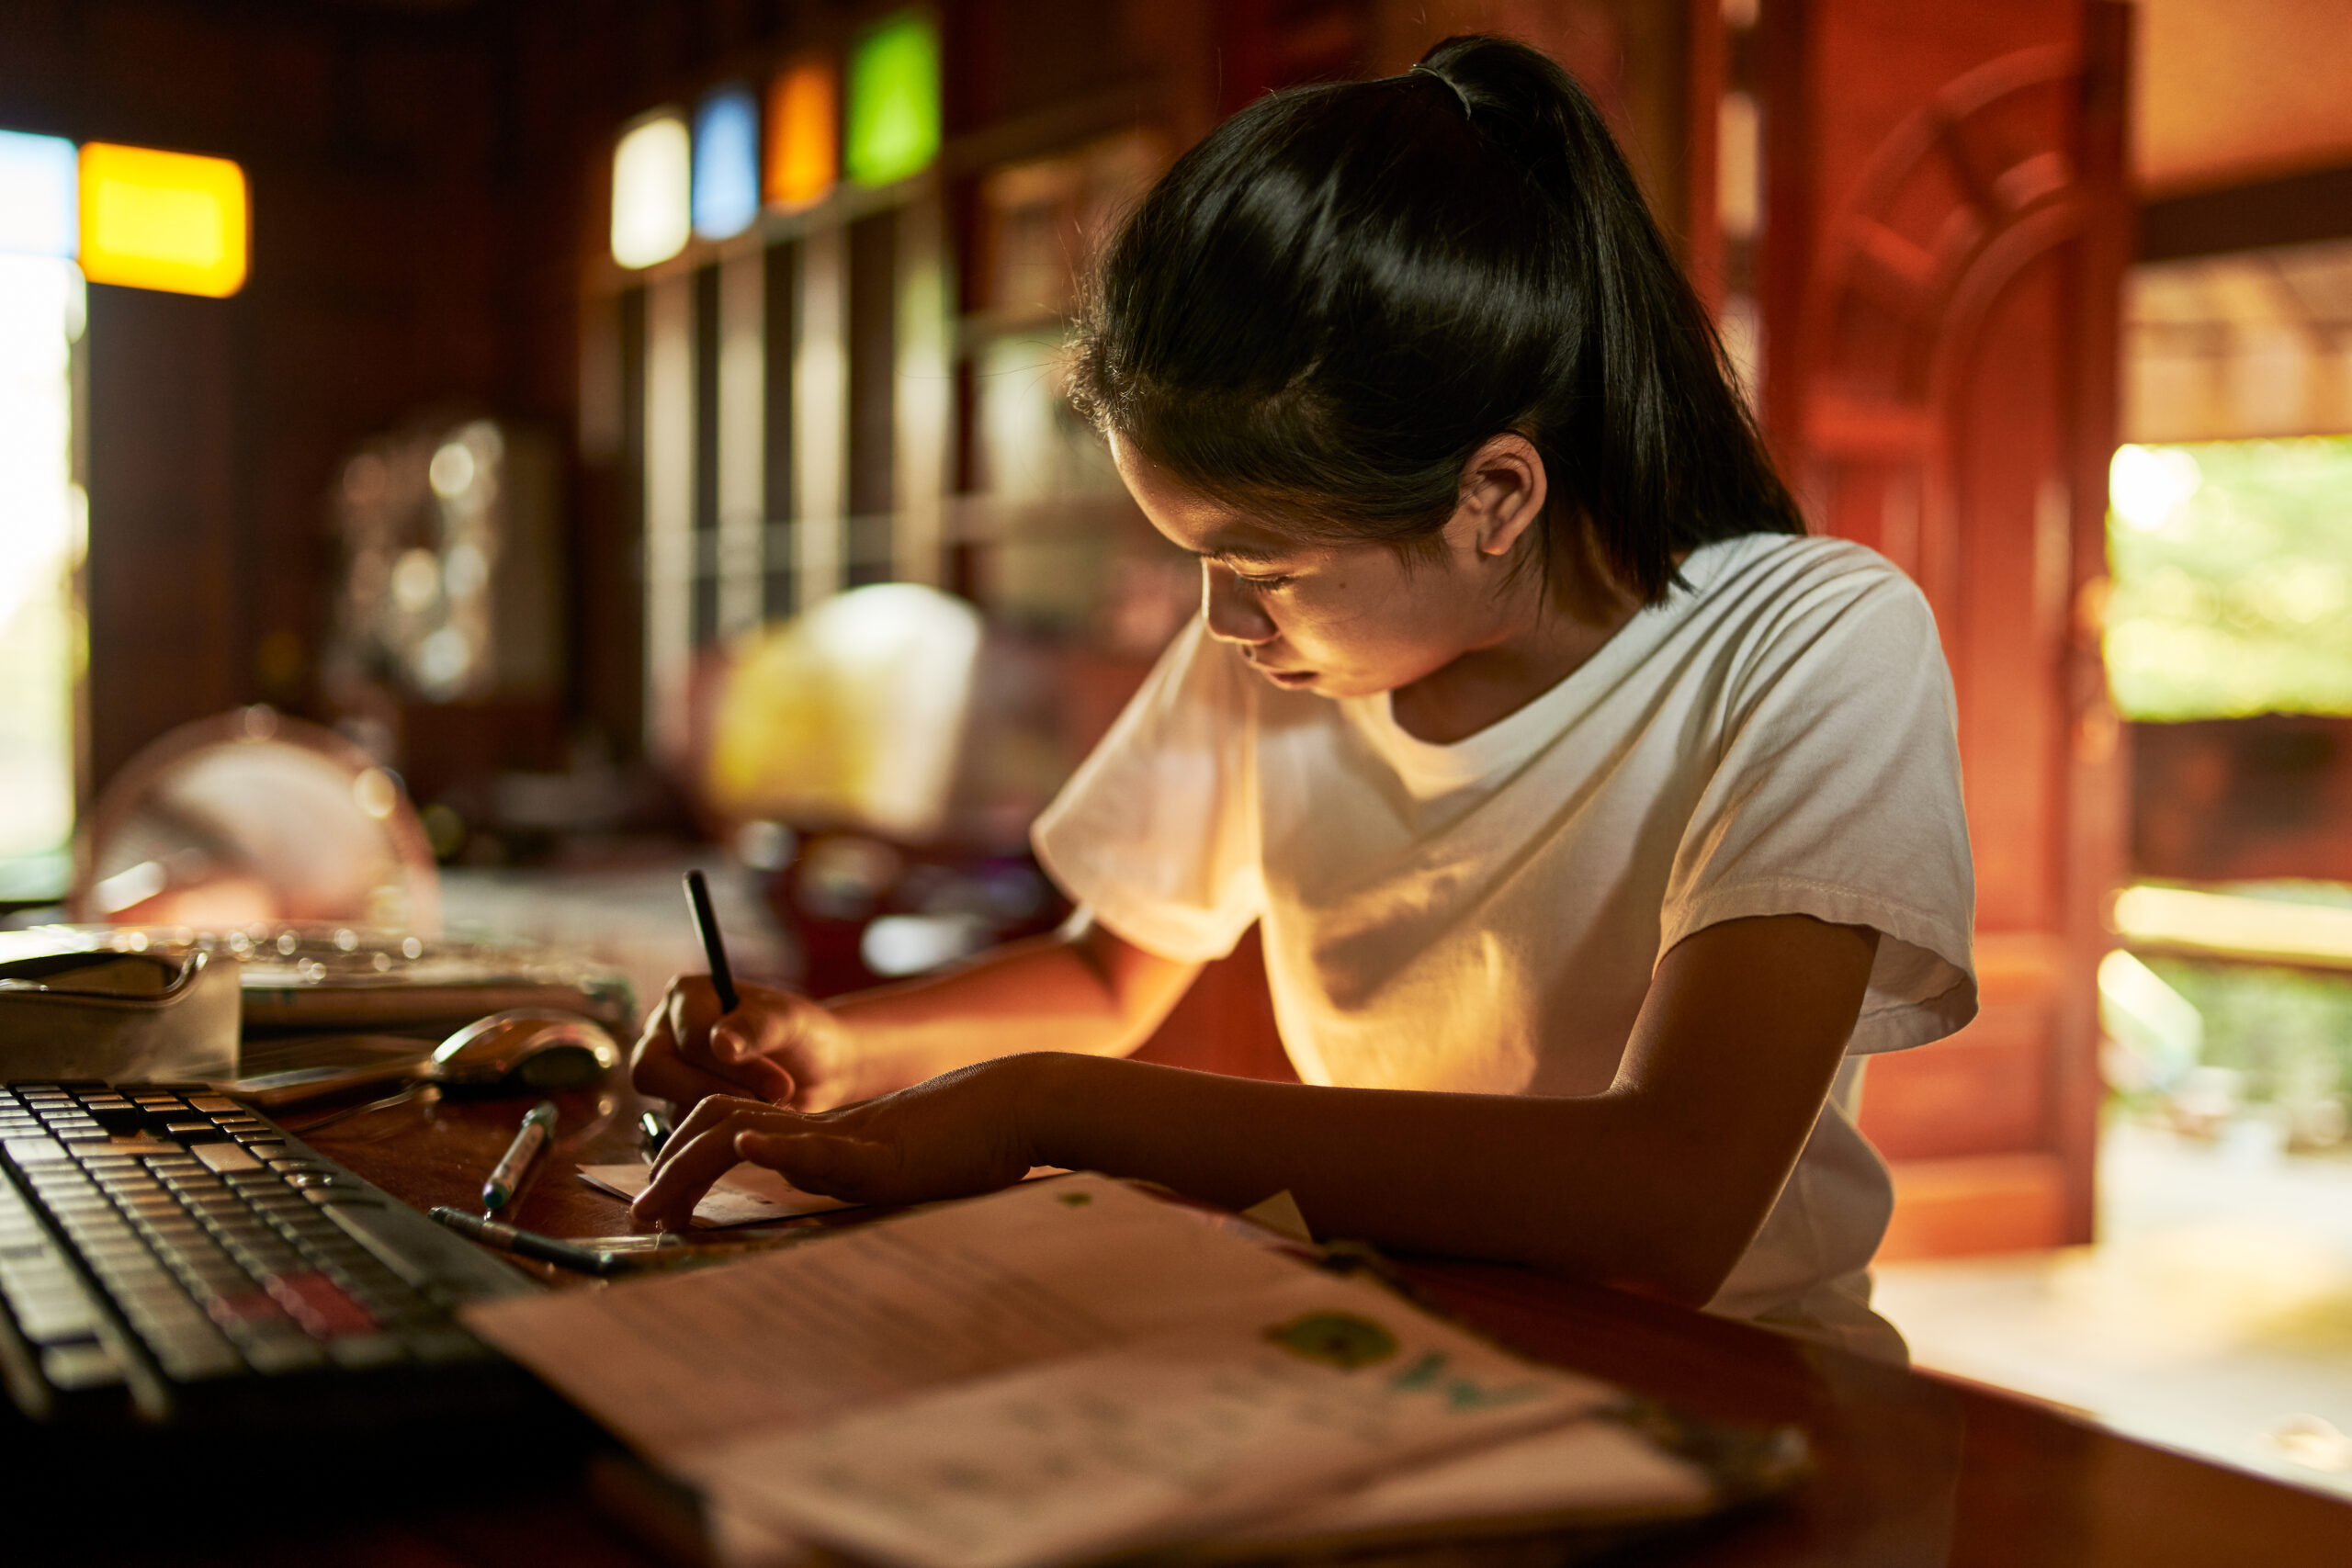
top-left (1068, 34), bottom-right (1802, 604)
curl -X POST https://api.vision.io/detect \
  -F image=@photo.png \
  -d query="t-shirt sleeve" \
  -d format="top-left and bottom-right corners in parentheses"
top-left (1658, 566), bottom-right (1977, 1054)
top-left (1030, 621), bottom-right (1264, 964)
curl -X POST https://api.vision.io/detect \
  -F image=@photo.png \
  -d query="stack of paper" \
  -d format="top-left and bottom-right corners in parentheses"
top-left (465, 1175), bottom-right (1745, 1568)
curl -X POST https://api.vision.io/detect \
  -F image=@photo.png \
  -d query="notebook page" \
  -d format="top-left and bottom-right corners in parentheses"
top-left (699, 1269), bottom-right (1613, 1568)
top-left (462, 1175), bottom-right (1312, 1460)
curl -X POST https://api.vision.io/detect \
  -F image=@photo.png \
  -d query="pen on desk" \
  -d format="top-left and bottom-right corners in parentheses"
top-left (684, 867), bottom-right (739, 1014)
top-left (481, 1099), bottom-right (558, 1213)
top-left (430, 1207), bottom-right (632, 1276)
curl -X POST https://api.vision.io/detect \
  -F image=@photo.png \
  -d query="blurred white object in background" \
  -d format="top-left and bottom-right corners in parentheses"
top-left (69, 705), bottom-right (439, 934)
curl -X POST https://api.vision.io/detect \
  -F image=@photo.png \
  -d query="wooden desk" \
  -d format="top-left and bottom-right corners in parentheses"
top-left (226, 1083), bottom-right (2352, 1568)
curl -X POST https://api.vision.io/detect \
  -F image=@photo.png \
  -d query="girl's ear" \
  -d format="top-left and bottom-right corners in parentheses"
top-left (1454, 434), bottom-right (1549, 558)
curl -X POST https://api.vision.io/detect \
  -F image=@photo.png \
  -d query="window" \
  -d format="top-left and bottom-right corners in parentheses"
top-left (2106, 437), bottom-right (2352, 722)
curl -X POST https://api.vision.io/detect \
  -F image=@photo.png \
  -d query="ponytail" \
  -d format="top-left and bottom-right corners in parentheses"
top-left (1070, 34), bottom-right (1801, 604)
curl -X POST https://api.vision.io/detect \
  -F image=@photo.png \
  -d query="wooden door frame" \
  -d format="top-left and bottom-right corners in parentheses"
top-left (1734, 1), bottom-right (2133, 1252)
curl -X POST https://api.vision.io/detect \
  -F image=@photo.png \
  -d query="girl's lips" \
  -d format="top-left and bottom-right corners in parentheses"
top-left (1259, 667), bottom-right (1317, 687)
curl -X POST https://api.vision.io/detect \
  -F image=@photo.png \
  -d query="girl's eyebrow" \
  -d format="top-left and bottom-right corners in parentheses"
top-left (1194, 543), bottom-right (1290, 567)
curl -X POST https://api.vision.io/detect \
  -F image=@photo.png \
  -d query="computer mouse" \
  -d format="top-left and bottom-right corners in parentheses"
top-left (430, 1008), bottom-right (620, 1091)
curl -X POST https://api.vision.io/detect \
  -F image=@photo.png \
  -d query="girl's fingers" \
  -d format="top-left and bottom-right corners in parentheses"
top-left (633, 1121), bottom-right (765, 1226)
top-left (736, 1131), bottom-right (895, 1201)
top-left (650, 1094), bottom-right (777, 1175)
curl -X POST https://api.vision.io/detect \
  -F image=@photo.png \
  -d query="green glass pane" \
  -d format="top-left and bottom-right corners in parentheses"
top-left (845, 11), bottom-right (941, 187)
top-left (2105, 436), bottom-right (2352, 722)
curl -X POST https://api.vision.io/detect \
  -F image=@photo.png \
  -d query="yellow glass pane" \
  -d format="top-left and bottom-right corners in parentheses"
top-left (77, 142), bottom-right (247, 298)
top-left (766, 56), bottom-right (837, 211)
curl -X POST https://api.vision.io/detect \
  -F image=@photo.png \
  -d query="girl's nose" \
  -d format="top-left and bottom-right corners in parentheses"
top-left (1201, 562), bottom-right (1277, 645)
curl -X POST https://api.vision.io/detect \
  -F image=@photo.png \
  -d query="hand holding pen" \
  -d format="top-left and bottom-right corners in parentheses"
top-left (622, 872), bottom-right (857, 1110)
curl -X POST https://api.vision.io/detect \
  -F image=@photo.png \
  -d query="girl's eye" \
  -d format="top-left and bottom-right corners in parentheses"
top-left (1239, 574), bottom-right (1296, 592)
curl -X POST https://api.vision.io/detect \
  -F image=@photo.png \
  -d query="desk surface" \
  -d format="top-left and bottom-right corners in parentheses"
top-left (206, 1082), bottom-right (2352, 1568)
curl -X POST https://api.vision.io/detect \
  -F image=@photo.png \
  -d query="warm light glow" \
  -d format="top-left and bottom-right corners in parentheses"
top-left (0, 130), bottom-right (78, 260)
top-left (77, 142), bottom-right (247, 297)
top-left (2109, 444), bottom-right (2201, 532)
top-left (0, 254), bottom-right (82, 894)
top-left (611, 113), bottom-right (692, 269)
top-left (693, 85), bottom-right (761, 241)
top-left (2113, 884), bottom-right (2352, 970)
top-left (766, 55), bottom-right (839, 210)
top-left (845, 11), bottom-right (941, 187)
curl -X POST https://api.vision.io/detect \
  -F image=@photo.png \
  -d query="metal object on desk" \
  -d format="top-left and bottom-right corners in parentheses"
top-left (638, 1108), bottom-right (673, 1161)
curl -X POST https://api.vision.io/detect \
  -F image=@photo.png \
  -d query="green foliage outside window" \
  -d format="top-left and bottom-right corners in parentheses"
top-left (2105, 436), bottom-right (2352, 722)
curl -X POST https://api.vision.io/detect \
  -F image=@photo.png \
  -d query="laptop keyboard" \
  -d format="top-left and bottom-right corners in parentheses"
top-left (0, 1081), bottom-right (535, 1427)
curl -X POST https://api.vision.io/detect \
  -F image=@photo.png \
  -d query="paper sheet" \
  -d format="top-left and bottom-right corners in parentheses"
top-left (705, 1270), bottom-right (1611, 1568)
top-left (577, 1161), bottom-right (1064, 1228)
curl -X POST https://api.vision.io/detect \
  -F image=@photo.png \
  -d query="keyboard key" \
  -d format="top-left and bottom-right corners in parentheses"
top-left (399, 1327), bottom-right (486, 1365)
top-left (151, 1333), bottom-right (245, 1382)
top-left (266, 1271), bottom-right (378, 1340)
top-left (242, 1331), bottom-right (330, 1375)
top-left (193, 1143), bottom-right (261, 1175)
top-left (40, 1341), bottom-right (127, 1390)
top-left (12, 1290), bottom-right (101, 1344)
top-left (324, 1333), bottom-right (408, 1370)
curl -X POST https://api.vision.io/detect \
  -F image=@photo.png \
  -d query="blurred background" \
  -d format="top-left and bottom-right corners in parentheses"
top-left (1, 0), bottom-right (2349, 1493)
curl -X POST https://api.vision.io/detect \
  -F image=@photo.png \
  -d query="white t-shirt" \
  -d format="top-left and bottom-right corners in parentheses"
top-left (1032, 534), bottom-right (1976, 1356)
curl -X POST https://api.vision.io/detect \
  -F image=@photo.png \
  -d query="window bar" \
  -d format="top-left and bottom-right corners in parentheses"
top-left (793, 223), bottom-right (849, 607)
top-left (716, 245), bottom-right (766, 637)
top-left (642, 270), bottom-right (695, 758)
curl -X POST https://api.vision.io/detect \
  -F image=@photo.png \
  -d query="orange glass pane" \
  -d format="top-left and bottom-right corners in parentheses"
top-left (765, 56), bottom-right (837, 211)
top-left (78, 142), bottom-right (247, 297)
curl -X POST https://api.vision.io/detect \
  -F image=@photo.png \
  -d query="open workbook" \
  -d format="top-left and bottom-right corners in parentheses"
top-left (462, 1175), bottom-right (1801, 1568)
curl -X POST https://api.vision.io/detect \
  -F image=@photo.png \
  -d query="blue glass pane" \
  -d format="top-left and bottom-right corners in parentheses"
top-left (693, 86), bottom-right (761, 241)
top-left (0, 130), bottom-right (78, 259)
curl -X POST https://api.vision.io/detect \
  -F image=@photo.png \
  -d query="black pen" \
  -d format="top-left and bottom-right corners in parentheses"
top-left (431, 1206), bottom-right (635, 1276)
top-left (684, 868), bottom-right (739, 1014)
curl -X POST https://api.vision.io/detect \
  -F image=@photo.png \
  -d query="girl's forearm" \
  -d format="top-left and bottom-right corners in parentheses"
top-left (1006, 913), bottom-right (1870, 1302)
top-left (830, 927), bottom-right (1196, 1092)
top-left (1016, 1054), bottom-right (1750, 1304)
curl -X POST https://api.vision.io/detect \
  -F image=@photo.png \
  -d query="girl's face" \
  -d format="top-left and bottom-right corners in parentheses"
top-left (1112, 436), bottom-right (1544, 701)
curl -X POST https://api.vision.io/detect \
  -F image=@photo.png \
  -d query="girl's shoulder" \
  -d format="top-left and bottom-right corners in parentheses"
top-left (1687, 531), bottom-right (1916, 599)
top-left (1680, 532), bottom-right (1933, 639)
top-left (1667, 534), bottom-right (1944, 713)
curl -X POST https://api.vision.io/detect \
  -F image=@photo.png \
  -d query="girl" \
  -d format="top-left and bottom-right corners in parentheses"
top-left (630, 34), bottom-right (1974, 1359)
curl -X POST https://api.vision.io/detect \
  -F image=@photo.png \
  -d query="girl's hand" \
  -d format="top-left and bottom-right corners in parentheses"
top-left (628, 976), bottom-right (865, 1111)
top-left (628, 1057), bottom-right (1045, 1231)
